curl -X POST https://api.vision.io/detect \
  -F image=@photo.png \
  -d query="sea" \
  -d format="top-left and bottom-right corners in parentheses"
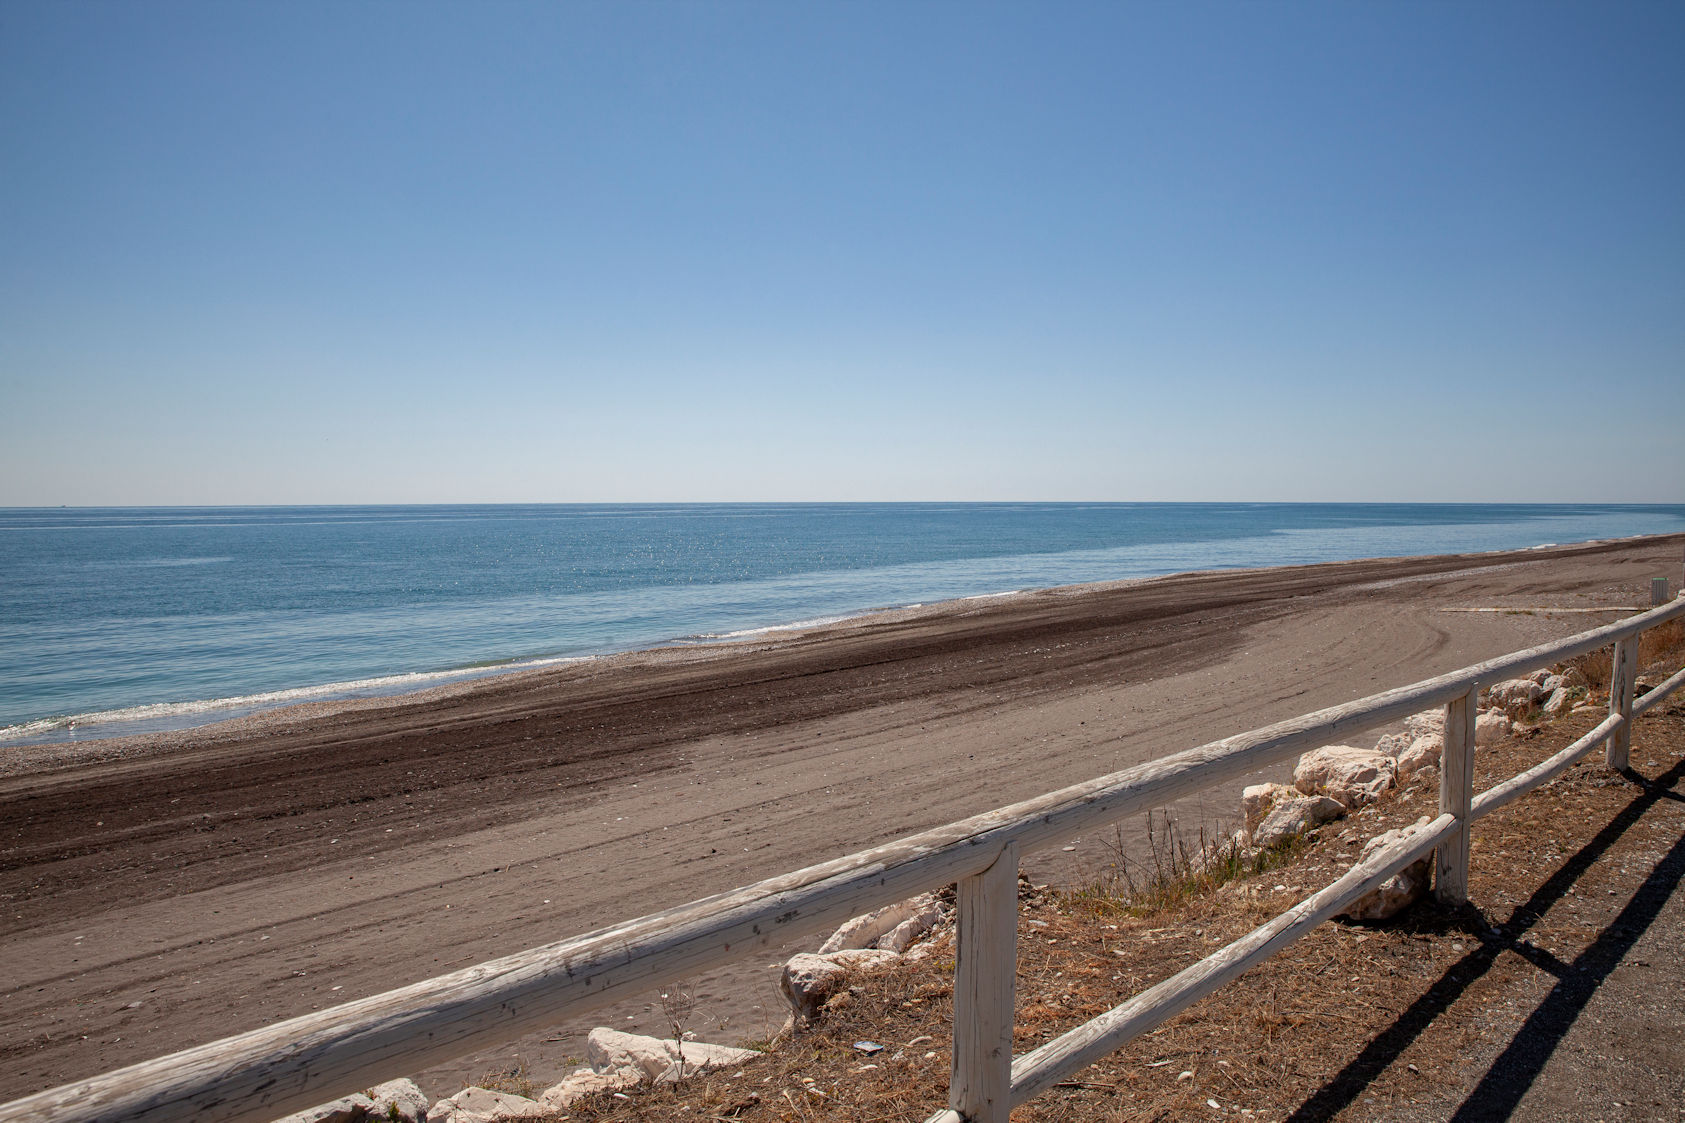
top-left (3, 503), bottom-right (1683, 745)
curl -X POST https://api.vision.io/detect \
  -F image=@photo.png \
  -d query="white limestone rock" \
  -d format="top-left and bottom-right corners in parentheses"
top-left (1251, 794), bottom-right (1345, 849)
top-left (539, 1067), bottom-right (643, 1108)
top-left (1241, 782), bottom-right (1296, 833)
top-left (272, 1094), bottom-right (376, 1123)
top-left (426, 1087), bottom-right (548, 1123)
top-left (1395, 736), bottom-right (1443, 781)
top-left (1486, 678), bottom-right (1542, 716)
top-left (780, 948), bottom-right (899, 1022)
top-left (876, 897), bottom-right (946, 953)
top-left (365, 1079), bottom-right (428, 1123)
top-left (1293, 746), bottom-right (1396, 810)
top-left (1558, 665), bottom-right (1589, 691)
top-left (820, 893), bottom-right (944, 954)
top-left (1542, 686), bottom-right (1576, 718)
top-left (1339, 817), bottom-right (1434, 921)
top-left (585, 1026), bottom-right (759, 1082)
top-left (1373, 731), bottom-right (1414, 757)
top-left (1404, 710), bottom-right (1445, 741)
top-left (1475, 710), bottom-right (1510, 746)
top-left (1527, 669), bottom-right (1554, 687)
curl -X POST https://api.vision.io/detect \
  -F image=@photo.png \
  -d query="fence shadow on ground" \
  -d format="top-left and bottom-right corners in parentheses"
top-left (1285, 757), bottom-right (1685, 1123)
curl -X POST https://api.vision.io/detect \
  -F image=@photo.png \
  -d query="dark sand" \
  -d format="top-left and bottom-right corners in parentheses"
top-left (2, 535), bottom-right (1681, 1101)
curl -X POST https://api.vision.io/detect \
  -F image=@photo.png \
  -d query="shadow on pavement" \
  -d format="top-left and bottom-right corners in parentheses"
top-left (1284, 757), bottom-right (1685, 1122)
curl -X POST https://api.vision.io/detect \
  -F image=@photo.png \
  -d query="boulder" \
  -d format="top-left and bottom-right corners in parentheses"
top-left (1527, 668), bottom-right (1554, 687)
top-left (1540, 674), bottom-right (1563, 695)
top-left (1542, 686), bottom-right (1576, 718)
top-left (876, 898), bottom-right (946, 953)
top-left (272, 1094), bottom-right (376, 1123)
top-left (1373, 731), bottom-right (1414, 757)
top-left (365, 1079), bottom-right (429, 1123)
top-left (1475, 710), bottom-right (1510, 746)
top-left (1241, 782), bottom-right (1296, 833)
top-left (820, 894), bottom-right (943, 954)
top-left (426, 1087), bottom-right (548, 1123)
top-left (1395, 736), bottom-right (1442, 780)
top-left (585, 1027), bottom-right (759, 1082)
top-left (1404, 710), bottom-right (1445, 741)
top-left (1293, 746), bottom-right (1396, 810)
top-left (1558, 665), bottom-right (1589, 691)
top-left (1486, 678), bottom-right (1542, 716)
top-left (1252, 794), bottom-right (1345, 848)
top-left (539, 1068), bottom-right (642, 1109)
top-left (779, 949), bottom-right (899, 1023)
top-left (1339, 818), bottom-right (1434, 921)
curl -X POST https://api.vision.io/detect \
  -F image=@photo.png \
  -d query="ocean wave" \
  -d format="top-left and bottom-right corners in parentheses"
top-left (0, 655), bottom-right (591, 744)
top-left (679, 614), bottom-right (860, 642)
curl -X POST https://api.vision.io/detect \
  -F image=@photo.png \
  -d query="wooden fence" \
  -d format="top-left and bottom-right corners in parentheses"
top-left (3, 595), bottom-right (1683, 1123)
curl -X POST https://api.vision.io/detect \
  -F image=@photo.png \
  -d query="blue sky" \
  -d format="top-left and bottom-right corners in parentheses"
top-left (2, 2), bottom-right (1681, 504)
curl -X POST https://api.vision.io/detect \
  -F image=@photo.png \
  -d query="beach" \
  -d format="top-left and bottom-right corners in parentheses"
top-left (2, 534), bottom-right (1682, 1101)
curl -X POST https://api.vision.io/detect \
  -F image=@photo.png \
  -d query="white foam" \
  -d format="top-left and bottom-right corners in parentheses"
top-left (685, 614), bottom-right (858, 641)
top-left (0, 655), bottom-right (592, 744)
top-left (962, 590), bottom-right (1024, 600)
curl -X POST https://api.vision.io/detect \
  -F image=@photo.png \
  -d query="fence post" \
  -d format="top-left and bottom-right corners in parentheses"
top-left (948, 842), bottom-right (1018, 1123)
top-left (1607, 636), bottom-right (1638, 770)
top-left (1436, 687), bottom-right (1477, 905)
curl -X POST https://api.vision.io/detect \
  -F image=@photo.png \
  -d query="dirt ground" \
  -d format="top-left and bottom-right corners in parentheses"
top-left (1, 535), bottom-right (1682, 1104)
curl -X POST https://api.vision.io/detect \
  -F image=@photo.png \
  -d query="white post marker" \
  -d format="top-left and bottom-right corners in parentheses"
top-left (1607, 636), bottom-right (1638, 770)
top-left (1436, 687), bottom-right (1477, 905)
top-left (1654, 577), bottom-right (1670, 606)
top-left (949, 842), bottom-right (1019, 1123)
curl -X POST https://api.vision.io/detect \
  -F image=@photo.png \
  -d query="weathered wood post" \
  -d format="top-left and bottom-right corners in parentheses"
top-left (948, 842), bottom-right (1018, 1123)
top-left (1654, 577), bottom-right (1670, 606)
top-left (1435, 687), bottom-right (1477, 904)
top-left (1607, 636), bottom-right (1638, 770)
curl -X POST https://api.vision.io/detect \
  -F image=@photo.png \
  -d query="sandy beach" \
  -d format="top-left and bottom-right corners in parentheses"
top-left (2, 534), bottom-right (1682, 1102)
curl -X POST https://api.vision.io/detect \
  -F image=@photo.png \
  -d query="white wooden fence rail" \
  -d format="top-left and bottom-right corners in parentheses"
top-left (3, 595), bottom-right (1682, 1123)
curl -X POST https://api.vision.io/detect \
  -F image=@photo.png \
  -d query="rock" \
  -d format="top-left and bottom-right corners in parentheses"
top-left (1293, 746), bottom-right (1396, 810)
top-left (1540, 674), bottom-right (1563, 695)
top-left (365, 1079), bottom-right (429, 1123)
top-left (272, 1094), bottom-right (377, 1123)
top-left (1373, 731), bottom-right (1414, 757)
top-left (1486, 678), bottom-right (1542, 717)
top-left (1339, 817), bottom-right (1434, 921)
top-left (1542, 686), bottom-right (1576, 718)
top-left (426, 1087), bottom-right (548, 1123)
top-left (1558, 665), bottom-right (1589, 691)
top-left (876, 898), bottom-right (945, 953)
top-left (1395, 736), bottom-right (1442, 780)
top-left (1404, 710), bottom-right (1445, 740)
top-left (539, 1068), bottom-right (642, 1109)
top-left (779, 949), bottom-right (899, 1023)
top-left (1252, 794), bottom-right (1345, 848)
top-left (819, 894), bottom-right (942, 953)
top-left (1527, 669), bottom-right (1554, 687)
top-left (1241, 782), bottom-right (1296, 833)
top-left (586, 1027), bottom-right (759, 1082)
top-left (1475, 710), bottom-right (1510, 746)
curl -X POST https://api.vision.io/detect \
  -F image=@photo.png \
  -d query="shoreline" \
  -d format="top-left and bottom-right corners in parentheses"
top-left (3, 531), bottom-right (1678, 772)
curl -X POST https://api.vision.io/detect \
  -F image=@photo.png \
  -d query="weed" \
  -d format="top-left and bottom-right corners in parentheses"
top-left (1062, 813), bottom-right (1304, 918)
top-left (471, 1059), bottom-right (536, 1099)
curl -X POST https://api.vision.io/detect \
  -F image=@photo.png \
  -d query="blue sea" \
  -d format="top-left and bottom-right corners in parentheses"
top-left (3, 503), bottom-right (1682, 745)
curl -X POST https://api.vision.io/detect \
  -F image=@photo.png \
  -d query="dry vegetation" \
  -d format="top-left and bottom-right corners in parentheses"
top-left (537, 630), bottom-right (1685, 1122)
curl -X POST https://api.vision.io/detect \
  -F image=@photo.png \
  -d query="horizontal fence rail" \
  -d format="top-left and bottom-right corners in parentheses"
top-left (3, 595), bottom-right (1683, 1123)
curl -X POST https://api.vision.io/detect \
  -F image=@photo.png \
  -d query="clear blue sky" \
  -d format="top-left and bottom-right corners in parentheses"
top-left (2, 1), bottom-right (1681, 504)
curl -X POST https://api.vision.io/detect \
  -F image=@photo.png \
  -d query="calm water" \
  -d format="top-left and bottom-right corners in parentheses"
top-left (3, 503), bottom-right (1682, 743)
